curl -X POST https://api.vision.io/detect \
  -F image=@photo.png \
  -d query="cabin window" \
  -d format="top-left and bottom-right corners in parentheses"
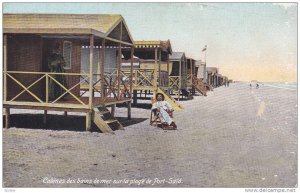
top-left (63, 41), bottom-right (72, 69)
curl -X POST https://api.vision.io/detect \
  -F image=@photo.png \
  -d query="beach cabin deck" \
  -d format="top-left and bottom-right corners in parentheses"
top-left (3, 14), bottom-right (135, 132)
top-left (122, 40), bottom-right (183, 111)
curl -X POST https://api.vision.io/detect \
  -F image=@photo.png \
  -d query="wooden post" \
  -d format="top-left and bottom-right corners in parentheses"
top-left (3, 35), bottom-right (7, 102)
top-left (101, 39), bottom-right (105, 98)
top-left (46, 74), bottom-right (49, 103)
top-left (134, 69), bottom-right (138, 85)
top-left (43, 110), bottom-right (47, 125)
top-left (89, 35), bottom-right (94, 109)
top-left (153, 47), bottom-right (158, 96)
top-left (130, 46), bottom-right (134, 98)
top-left (167, 53), bottom-right (170, 93)
top-left (117, 21), bottom-right (123, 100)
top-left (111, 104), bottom-right (116, 117)
top-left (133, 90), bottom-right (137, 105)
top-left (5, 108), bottom-right (10, 129)
top-left (117, 43), bottom-right (121, 100)
top-left (97, 45), bottom-right (101, 85)
top-left (190, 59), bottom-right (193, 91)
top-left (158, 49), bottom-right (161, 87)
top-left (178, 59), bottom-right (182, 101)
top-left (127, 101), bottom-right (131, 120)
top-left (86, 111), bottom-right (92, 131)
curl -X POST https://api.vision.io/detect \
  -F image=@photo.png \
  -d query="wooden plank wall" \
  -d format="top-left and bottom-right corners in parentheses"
top-left (7, 34), bottom-right (43, 101)
top-left (6, 35), bottom-right (82, 103)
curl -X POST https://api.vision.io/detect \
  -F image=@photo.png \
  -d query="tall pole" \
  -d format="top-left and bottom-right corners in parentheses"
top-left (204, 50), bottom-right (206, 65)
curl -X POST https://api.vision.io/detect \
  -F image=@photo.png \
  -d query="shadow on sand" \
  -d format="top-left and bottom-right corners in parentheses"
top-left (117, 103), bottom-right (152, 109)
top-left (3, 114), bottom-right (148, 132)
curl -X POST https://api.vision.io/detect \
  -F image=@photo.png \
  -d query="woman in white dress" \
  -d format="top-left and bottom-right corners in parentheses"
top-left (152, 93), bottom-right (177, 129)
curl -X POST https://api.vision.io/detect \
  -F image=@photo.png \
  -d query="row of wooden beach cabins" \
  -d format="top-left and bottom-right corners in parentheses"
top-left (3, 14), bottom-right (231, 132)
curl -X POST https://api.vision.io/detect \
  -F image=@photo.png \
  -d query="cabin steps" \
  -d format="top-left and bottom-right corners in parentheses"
top-left (192, 76), bottom-right (207, 96)
top-left (92, 107), bottom-right (123, 133)
top-left (157, 88), bottom-right (184, 112)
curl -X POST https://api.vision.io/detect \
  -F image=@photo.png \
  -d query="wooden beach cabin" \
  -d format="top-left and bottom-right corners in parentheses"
top-left (216, 74), bottom-right (223, 87)
top-left (3, 14), bottom-right (135, 133)
top-left (122, 40), bottom-right (183, 111)
top-left (206, 67), bottom-right (219, 88)
top-left (195, 60), bottom-right (206, 82)
top-left (168, 52), bottom-right (191, 100)
top-left (187, 58), bottom-right (208, 96)
top-left (186, 57), bottom-right (196, 95)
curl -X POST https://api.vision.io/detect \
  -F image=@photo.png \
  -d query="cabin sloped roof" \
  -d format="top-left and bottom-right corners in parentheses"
top-left (169, 52), bottom-right (185, 60)
top-left (3, 14), bottom-right (134, 44)
top-left (207, 67), bottom-right (218, 74)
top-left (134, 40), bottom-right (172, 54)
top-left (186, 57), bottom-right (195, 61)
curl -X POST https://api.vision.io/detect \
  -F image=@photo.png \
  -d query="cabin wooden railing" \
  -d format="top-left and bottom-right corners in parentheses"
top-left (169, 76), bottom-right (180, 91)
top-left (186, 74), bottom-right (192, 86)
top-left (80, 70), bottom-right (132, 100)
top-left (101, 69), bottom-right (131, 99)
top-left (4, 70), bottom-right (132, 109)
top-left (106, 68), bottom-right (155, 88)
top-left (4, 71), bottom-right (90, 109)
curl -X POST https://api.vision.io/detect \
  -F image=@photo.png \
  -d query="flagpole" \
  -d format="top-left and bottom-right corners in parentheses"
top-left (205, 47), bottom-right (207, 65)
top-left (202, 45), bottom-right (207, 65)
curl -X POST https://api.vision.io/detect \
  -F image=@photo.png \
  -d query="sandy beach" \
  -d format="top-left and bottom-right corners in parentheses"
top-left (2, 82), bottom-right (297, 188)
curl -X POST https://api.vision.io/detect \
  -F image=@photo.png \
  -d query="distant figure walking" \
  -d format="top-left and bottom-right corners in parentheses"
top-left (227, 81), bottom-right (229, 87)
top-left (256, 83), bottom-right (259, 89)
top-left (250, 84), bottom-right (252, 89)
top-left (152, 93), bottom-right (177, 129)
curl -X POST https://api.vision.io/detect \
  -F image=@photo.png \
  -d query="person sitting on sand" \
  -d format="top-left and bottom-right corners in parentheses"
top-left (152, 93), bottom-right (177, 129)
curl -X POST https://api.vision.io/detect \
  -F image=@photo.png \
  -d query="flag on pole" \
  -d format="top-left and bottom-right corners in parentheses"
top-left (202, 45), bottom-right (207, 52)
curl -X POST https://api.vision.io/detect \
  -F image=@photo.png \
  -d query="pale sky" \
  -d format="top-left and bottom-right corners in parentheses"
top-left (3, 2), bottom-right (298, 82)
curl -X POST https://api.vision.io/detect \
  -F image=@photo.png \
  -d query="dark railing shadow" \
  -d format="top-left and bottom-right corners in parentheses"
top-left (116, 103), bottom-right (152, 109)
top-left (3, 114), bottom-right (86, 132)
top-left (3, 114), bottom-right (148, 132)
